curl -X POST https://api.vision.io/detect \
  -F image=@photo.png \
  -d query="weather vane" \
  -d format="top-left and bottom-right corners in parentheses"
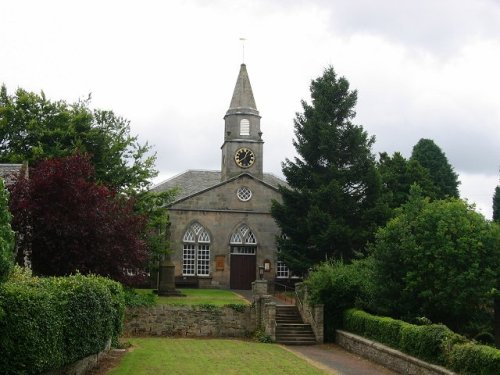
top-left (239, 37), bottom-right (246, 63)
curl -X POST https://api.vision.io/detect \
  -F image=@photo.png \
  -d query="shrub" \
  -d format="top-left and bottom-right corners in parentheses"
top-left (449, 343), bottom-right (500, 375)
top-left (0, 178), bottom-right (14, 283)
top-left (124, 288), bottom-right (157, 307)
top-left (305, 258), bottom-right (374, 340)
top-left (343, 309), bottom-right (467, 366)
top-left (399, 323), bottom-right (463, 364)
top-left (0, 272), bottom-right (124, 374)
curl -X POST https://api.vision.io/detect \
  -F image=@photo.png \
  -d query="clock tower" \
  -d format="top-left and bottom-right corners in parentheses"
top-left (221, 64), bottom-right (264, 181)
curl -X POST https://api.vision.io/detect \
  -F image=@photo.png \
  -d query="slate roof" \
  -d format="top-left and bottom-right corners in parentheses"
top-left (150, 169), bottom-right (288, 203)
top-left (0, 164), bottom-right (25, 186)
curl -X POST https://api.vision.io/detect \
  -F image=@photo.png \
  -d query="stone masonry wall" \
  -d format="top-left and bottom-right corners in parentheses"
top-left (124, 305), bottom-right (256, 337)
top-left (336, 330), bottom-right (457, 375)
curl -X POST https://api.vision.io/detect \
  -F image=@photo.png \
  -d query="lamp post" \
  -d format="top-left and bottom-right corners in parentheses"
top-left (258, 265), bottom-right (264, 280)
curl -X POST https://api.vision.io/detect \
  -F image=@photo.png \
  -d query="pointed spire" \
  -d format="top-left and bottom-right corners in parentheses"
top-left (227, 64), bottom-right (258, 116)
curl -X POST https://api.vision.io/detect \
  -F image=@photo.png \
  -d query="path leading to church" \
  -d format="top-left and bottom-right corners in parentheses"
top-left (285, 344), bottom-right (400, 375)
top-left (234, 290), bottom-right (399, 374)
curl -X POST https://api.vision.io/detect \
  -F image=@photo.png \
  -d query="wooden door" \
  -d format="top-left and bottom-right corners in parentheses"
top-left (230, 254), bottom-right (256, 290)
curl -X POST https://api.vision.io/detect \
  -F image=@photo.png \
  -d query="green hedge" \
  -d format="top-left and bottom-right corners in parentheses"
top-left (0, 271), bottom-right (125, 375)
top-left (449, 343), bottom-right (500, 375)
top-left (343, 309), bottom-right (500, 375)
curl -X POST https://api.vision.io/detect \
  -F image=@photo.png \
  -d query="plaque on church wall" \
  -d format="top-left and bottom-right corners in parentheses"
top-left (215, 255), bottom-right (225, 271)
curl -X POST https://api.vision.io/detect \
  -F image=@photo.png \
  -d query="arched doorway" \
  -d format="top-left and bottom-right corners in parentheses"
top-left (229, 224), bottom-right (257, 290)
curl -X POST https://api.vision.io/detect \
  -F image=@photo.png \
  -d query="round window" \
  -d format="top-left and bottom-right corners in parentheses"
top-left (237, 186), bottom-right (252, 201)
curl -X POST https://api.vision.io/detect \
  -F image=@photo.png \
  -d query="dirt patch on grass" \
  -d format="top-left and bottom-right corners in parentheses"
top-left (88, 348), bottom-right (129, 375)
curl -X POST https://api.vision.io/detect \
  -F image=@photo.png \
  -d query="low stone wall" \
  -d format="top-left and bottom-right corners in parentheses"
top-left (41, 340), bottom-right (111, 375)
top-left (336, 330), bottom-right (457, 375)
top-left (124, 305), bottom-right (256, 337)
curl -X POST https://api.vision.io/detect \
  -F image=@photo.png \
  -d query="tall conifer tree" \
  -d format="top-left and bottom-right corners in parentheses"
top-left (410, 138), bottom-right (460, 199)
top-left (271, 67), bottom-right (389, 274)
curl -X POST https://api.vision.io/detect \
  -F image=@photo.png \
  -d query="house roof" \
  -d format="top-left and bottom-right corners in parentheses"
top-left (150, 169), bottom-right (288, 203)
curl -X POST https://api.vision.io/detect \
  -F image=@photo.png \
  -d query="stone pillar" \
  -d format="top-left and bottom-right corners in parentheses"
top-left (314, 304), bottom-right (325, 343)
top-left (252, 279), bottom-right (268, 296)
top-left (265, 302), bottom-right (276, 341)
top-left (255, 294), bottom-right (272, 327)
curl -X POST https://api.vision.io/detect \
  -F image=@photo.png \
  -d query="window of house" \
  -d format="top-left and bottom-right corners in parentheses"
top-left (240, 119), bottom-right (250, 135)
top-left (182, 222), bottom-right (210, 276)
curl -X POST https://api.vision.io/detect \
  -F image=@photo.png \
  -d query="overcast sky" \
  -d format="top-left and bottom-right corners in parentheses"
top-left (2, 0), bottom-right (499, 218)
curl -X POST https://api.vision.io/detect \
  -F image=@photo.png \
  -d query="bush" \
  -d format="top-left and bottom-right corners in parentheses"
top-left (305, 259), bottom-right (374, 340)
top-left (0, 271), bottom-right (125, 375)
top-left (343, 309), bottom-right (462, 365)
top-left (399, 323), bottom-right (463, 364)
top-left (449, 343), bottom-right (500, 375)
top-left (343, 309), bottom-right (405, 348)
top-left (343, 309), bottom-right (500, 375)
top-left (124, 288), bottom-right (157, 307)
top-left (0, 178), bottom-right (14, 283)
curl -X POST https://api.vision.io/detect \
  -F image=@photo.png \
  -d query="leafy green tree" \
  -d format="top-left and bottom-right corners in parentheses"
top-left (0, 178), bottom-right (14, 282)
top-left (306, 258), bottom-right (375, 340)
top-left (493, 184), bottom-right (500, 348)
top-left (377, 151), bottom-right (437, 209)
top-left (0, 85), bottom-right (156, 194)
top-left (272, 66), bottom-right (390, 274)
top-left (371, 186), bottom-right (500, 335)
top-left (133, 189), bottom-right (178, 273)
top-left (410, 138), bottom-right (460, 199)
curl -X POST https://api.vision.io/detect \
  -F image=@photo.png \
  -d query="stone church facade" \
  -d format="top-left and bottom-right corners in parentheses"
top-left (152, 64), bottom-right (290, 289)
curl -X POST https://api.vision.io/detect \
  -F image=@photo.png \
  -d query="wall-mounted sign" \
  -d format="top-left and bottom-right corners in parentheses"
top-left (215, 255), bottom-right (225, 271)
top-left (263, 259), bottom-right (271, 272)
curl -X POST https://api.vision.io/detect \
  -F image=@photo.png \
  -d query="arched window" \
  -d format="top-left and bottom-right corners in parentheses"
top-left (240, 119), bottom-right (250, 135)
top-left (182, 222), bottom-right (211, 276)
top-left (230, 224), bottom-right (257, 254)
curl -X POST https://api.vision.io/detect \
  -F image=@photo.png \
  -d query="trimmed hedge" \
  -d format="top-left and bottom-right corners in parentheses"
top-left (449, 343), bottom-right (500, 375)
top-left (343, 309), bottom-right (500, 375)
top-left (0, 271), bottom-right (125, 375)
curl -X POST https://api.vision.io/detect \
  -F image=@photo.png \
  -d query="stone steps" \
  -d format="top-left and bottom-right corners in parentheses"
top-left (275, 305), bottom-right (316, 345)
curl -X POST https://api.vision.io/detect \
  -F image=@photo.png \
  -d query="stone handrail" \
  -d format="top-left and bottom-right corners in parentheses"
top-left (295, 282), bottom-right (324, 343)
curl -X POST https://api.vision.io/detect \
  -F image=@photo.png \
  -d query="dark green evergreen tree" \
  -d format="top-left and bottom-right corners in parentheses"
top-left (493, 185), bottom-right (500, 223)
top-left (377, 151), bottom-right (437, 209)
top-left (410, 138), bottom-right (460, 199)
top-left (271, 66), bottom-right (389, 274)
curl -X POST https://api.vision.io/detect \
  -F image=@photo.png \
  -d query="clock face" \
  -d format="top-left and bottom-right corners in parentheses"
top-left (234, 147), bottom-right (255, 168)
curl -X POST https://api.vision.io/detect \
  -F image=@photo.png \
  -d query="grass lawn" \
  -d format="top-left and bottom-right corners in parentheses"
top-left (135, 288), bottom-right (249, 306)
top-left (108, 338), bottom-right (329, 375)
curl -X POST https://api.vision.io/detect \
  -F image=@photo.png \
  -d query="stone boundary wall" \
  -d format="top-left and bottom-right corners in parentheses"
top-left (336, 330), bottom-right (457, 375)
top-left (124, 305), bottom-right (256, 337)
top-left (41, 339), bottom-right (111, 375)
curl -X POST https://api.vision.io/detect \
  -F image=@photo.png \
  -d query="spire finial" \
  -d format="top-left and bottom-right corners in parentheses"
top-left (239, 37), bottom-right (246, 63)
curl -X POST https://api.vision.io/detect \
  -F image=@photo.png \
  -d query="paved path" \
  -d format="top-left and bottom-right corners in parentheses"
top-left (286, 344), bottom-right (400, 375)
top-left (234, 290), bottom-right (399, 374)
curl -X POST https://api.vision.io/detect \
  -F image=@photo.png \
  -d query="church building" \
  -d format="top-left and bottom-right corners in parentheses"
top-left (151, 64), bottom-right (289, 289)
